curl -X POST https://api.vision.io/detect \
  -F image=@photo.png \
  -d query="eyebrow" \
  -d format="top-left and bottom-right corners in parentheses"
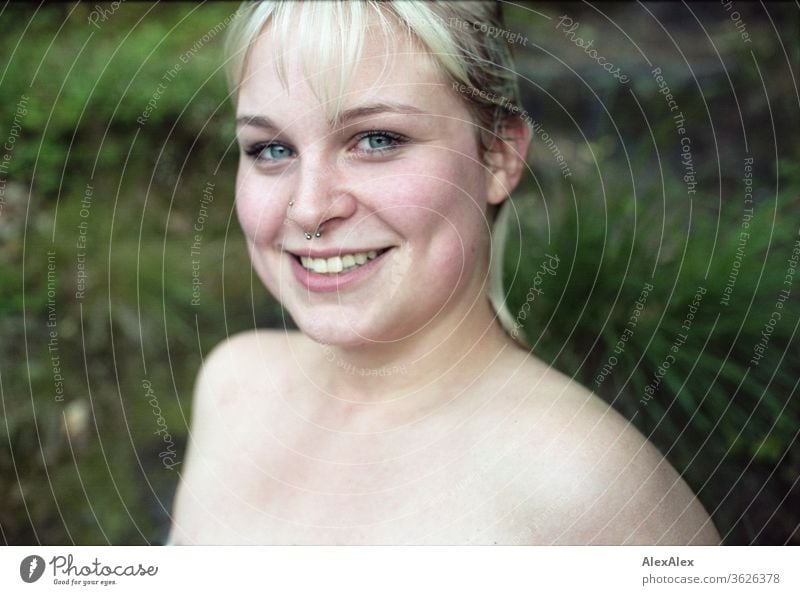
top-left (236, 101), bottom-right (427, 131)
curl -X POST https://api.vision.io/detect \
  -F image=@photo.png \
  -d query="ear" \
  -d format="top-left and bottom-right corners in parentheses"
top-left (485, 115), bottom-right (532, 206)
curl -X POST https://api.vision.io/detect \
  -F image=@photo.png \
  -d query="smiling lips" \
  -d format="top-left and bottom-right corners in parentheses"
top-left (300, 250), bottom-right (380, 274)
top-left (288, 247), bottom-right (392, 292)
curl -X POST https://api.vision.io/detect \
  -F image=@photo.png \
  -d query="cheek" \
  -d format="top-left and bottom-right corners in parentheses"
top-left (369, 153), bottom-right (488, 249)
top-left (363, 155), bottom-right (489, 294)
top-left (235, 169), bottom-right (287, 245)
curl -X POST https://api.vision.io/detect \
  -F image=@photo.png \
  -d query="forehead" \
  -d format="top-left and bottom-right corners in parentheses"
top-left (237, 8), bottom-right (454, 124)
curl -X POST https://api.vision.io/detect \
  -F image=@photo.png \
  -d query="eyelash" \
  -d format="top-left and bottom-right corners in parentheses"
top-left (243, 130), bottom-right (409, 163)
top-left (244, 142), bottom-right (292, 162)
top-left (352, 130), bottom-right (408, 154)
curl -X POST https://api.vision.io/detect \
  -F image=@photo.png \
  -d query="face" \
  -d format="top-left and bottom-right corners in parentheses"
top-left (235, 18), bottom-right (501, 347)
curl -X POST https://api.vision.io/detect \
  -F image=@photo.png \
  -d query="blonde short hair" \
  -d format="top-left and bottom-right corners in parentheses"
top-left (224, 0), bottom-right (526, 159)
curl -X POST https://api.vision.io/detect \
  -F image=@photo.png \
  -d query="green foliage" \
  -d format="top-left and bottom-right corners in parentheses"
top-left (0, 3), bottom-right (235, 198)
top-left (1, 3), bottom-right (797, 546)
top-left (505, 143), bottom-right (800, 546)
top-left (1, 3), bottom-right (280, 545)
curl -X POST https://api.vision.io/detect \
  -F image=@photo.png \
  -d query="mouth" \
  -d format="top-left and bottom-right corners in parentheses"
top-left (290, 247), bottom-right (392, 275)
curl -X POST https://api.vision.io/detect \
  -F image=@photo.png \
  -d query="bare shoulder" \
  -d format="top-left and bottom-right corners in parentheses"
top-left (196, 329), bottom-right (299, 390)
top-left (169, 329), bottom-right (301, 544)
top-left (506, 354), bottom-right (721, 545)
top-left (184, 328), bottom-right (310, 447)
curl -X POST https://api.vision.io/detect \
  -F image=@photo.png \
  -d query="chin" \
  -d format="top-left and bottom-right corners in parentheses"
top-left (290, 305), bottom-right (406, 347)
top-left (296, 319), bottom-right (375, 347)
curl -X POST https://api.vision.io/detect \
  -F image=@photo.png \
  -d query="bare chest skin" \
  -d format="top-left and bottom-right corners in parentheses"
top-left (170, 334), bottom-right (720, 546)
top-left (173, 359), bottom-right (563, 545)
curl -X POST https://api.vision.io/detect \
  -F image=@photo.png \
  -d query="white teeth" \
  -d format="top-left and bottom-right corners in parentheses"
top-left (298, 249), bottom-right (385, 274)
top-left (328, 256), bottom-right (343, 273)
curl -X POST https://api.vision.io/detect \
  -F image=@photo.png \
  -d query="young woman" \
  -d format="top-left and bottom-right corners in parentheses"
top-left (169, 1), bottom-right (720, 545)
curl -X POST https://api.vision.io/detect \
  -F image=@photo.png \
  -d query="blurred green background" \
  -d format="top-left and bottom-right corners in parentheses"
top-left (0, 2), bottom-right (797, 545)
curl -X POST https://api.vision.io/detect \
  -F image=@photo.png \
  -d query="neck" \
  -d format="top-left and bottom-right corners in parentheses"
top-left (304, 289), bottom-right (520, 419)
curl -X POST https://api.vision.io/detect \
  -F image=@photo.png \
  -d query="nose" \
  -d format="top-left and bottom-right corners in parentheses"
top-left (287, 157), bottom-right (357, 237)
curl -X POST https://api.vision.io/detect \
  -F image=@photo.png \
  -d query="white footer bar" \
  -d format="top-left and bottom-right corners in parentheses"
top-left (2, 546), bottom-right (797, 594)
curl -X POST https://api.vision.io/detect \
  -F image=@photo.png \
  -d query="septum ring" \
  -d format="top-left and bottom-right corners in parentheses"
top-left (288, 200), bottom-right (322, 239)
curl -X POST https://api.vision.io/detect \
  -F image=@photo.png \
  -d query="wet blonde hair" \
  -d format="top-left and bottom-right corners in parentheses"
top-left (224, 0), bottom-right (528, 338)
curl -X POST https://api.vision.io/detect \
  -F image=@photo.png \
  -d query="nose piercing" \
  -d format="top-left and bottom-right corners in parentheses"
top-left (288, 199), bottom-right (321, 239)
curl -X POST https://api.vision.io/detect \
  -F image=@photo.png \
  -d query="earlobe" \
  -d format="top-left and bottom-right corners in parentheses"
top-left (485, 116), bottom-right (532, 205)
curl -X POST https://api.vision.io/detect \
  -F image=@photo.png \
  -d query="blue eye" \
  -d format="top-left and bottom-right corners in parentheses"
top-left (355, 131), bottom-right (407, 153)
top-left (245, 142), bottom-right (294, 162)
